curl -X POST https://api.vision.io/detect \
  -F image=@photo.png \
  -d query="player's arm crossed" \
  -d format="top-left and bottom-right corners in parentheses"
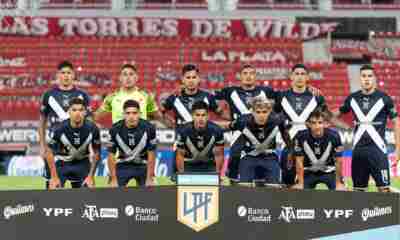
top-left (145, 125), bottom-right (157, 186)
top-left (333, 136), bottom-right (346, 191)
top-left (46, 130), bottom-right (61, 189)
top-left (83, 126), bottom-right (101, 188)
top-left (214, 128), bottom-right (225, 175)
top-left (292, 137), bottom-right (304, 190)
top-left (106, 128), bottom-right (119, 187)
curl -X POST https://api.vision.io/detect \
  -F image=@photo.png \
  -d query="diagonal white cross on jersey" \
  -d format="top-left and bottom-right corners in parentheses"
top-left (116, 133), bottom-right (148, 163)
top-left (174, 98), bottom-right (193, 124)
top-left (185, 136), bottom-right (216, 162)
top-left (242, 126), bottom-right (279, 156)
top-left (281, 97), bottom-right (318, 139)
top-left (350, 98), bottom-right (387, 153)
top-left (303, 141), bottom-right (335, 172)
top-left (48, 96), bottom-right (69, 121)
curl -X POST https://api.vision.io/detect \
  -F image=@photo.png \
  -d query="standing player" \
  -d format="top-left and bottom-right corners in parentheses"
top-left (46, 98), bottom-right (100, 189)
top-left (107, 100), bottom-right (157, 187)
top-left (333, 65), bottom-right (400, 192)
top-left (175, 101), bottom-right (225, 174)
top-left (292, 108), bottom-right (346, 190)
top-left (214, 64), bottom-right (277, 184)
top-left (275, 64), bottom-right (328, 187)
top-left (161, 64), bottom-right (224, 127)
top-left (94, 64), bottom-right (163, 124)
top-left (39, 61), bottom-right (91, 189)
top-left (229, 96), bottom-right (291, 185)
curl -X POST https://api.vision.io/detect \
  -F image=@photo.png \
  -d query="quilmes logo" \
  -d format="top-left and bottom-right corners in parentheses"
top-left (279, 206), bottom-right (315, 223)
top-left (361, 206), bottom-right (392, 222)
top-left (3, 204), bottom-right (35, 220)
top-left (177, 186), bottom-right (219, 232)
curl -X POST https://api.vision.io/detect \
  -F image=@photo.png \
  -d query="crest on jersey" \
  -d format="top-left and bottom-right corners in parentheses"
top-left (73, 132), bottom-right (80, 145)
top-left (295, 98), bottom-right (303, 111)
top-left (314, 143), bottom-right (321, 155)
top-left (362, 97), bottom-right (370, 110)
top-left (197, 136), bottom-right (204, 148)
top-left (187, 98), bottom-right (194, 110)
top-left (258, 129), bottom-right (265, 139)
top-left (128, 133), bottom-right (135, 146)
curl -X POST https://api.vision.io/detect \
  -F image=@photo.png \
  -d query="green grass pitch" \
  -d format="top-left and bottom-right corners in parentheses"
top-left (0, 176), bottom-right (399, 191)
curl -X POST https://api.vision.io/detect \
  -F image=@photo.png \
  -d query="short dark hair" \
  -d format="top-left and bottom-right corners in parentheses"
top-left (121, 64), bottom-right (137, 73)
top-left (58, 61), bottom-right (74, 71)
top-left (307, 107), bottom-right (330, 122)
top-left (123, 99), bottom-right (140, 111)
top-left (191, 101), bottom-right (209, 113)
top-left (68, 97), bottom-right (86, 109)
top-left (182, 64), bottom-right (199, 75)
top-left (360, 64), bottom-right (374, 73)
top-left (291, 63), bottom-right (308, 73)
top-left (240, 64), bottom-right (254, 72)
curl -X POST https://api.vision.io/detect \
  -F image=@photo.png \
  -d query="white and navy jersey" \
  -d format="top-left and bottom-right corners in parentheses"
top-left (339, 89), bottom-right (397, 153)
top-left (48, 120), bottom-right (100, 162)
top-left (175, 121), bottom-right (224, 163)
top-left (40, 87), bottom-right (91, 129)
top-left (162, 89), bottom-right (219, 125)
top-left (230, 113), bottom-right (290, 157)
top-left (276, 89), bottom-right (327, 139)
top-left (215, 86), bottom-right (277, 120)
top-left (294, 129), bottom-right (343, 173)
top-left (108, 119), bottom-right (157, 164)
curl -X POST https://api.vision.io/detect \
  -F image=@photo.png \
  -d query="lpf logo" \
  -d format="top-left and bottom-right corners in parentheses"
top-left (177, 186), bottom-right (219, 232)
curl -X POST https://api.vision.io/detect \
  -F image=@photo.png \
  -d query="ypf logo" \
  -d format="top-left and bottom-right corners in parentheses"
top-left (177, 186), bottom-right (219, 232)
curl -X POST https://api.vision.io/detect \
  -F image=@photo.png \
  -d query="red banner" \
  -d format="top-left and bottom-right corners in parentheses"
top-left (0, 16), bottom-right (338, 39)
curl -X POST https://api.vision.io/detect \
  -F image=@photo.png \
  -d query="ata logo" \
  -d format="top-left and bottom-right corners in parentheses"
top-left (177, 186), bottom-right (219, 232)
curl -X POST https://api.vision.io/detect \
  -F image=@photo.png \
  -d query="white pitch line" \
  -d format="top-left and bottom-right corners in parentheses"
top-left (389, 186), bottom-right (400, 193)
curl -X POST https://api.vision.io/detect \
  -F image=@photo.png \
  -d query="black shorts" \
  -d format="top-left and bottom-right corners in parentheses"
top-left (239, 154), bottom-right (280, 184)
top-left (280, 148), bottom-right (296, 186)
top-left (352, 145), bottom-right (390, 188)
top-left (304, 171), bottom-right (336, 190)
top-left (56, 159), bottom-right (90, 188)
top-left (116, 162), bottom-right (147, 187)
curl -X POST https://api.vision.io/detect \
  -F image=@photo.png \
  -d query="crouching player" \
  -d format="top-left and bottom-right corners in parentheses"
top-left (293, 108), bottom-right (347, 190)
top-left (46, 97), bottom-right (101, 189)
top-left (107, 100), bottom-right (157, 187)
top-left (175, 101), bottom-right (225, 174)
top-left (229, 96), bottom-right (291, 186)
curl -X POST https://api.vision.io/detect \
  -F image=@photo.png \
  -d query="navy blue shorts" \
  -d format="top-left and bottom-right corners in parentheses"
top-left (116, 162), bottom-right (147, 187)
top-left (304, 171), bottom-right (336, 190)
top-left (56, 159), bottom-right (90, 188)
top-left (239, 154), bottom-right (280, 184)
top-left (280, 148), bottom-right (296, 186)
top-left (352, 145), bottom-right (390, 188)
